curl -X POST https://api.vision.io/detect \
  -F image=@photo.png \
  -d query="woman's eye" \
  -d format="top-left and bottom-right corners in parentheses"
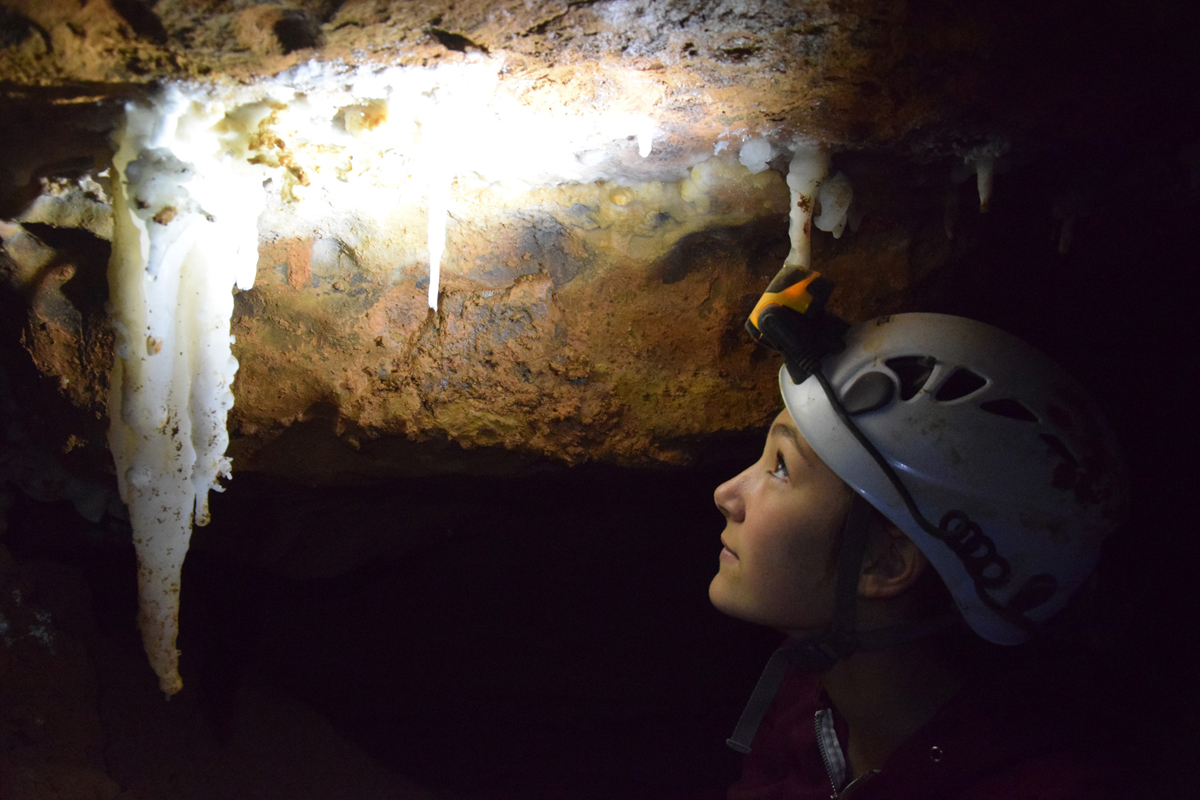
top-left (772, 452), bottom-right (789, 480)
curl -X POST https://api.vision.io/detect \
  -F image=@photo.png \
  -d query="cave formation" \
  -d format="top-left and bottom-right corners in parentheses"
top-left (0, 1), bottom-right (1197, 798)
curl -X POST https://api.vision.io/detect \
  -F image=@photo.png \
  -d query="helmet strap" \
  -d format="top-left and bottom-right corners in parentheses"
top-left (784, 492), bottom-right (876, 672)
top-left (725, 493), bottom-right (872, 753)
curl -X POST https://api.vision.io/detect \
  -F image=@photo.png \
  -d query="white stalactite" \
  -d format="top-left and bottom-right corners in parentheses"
top-left (637, 122), bottom-right (655, 158)
top-left (975, 156), bottom-right (995, 213)
top-left (427, 171), bottom-right (451, 310)
top-left (814, 171), bottom-right (854, 239)
top-left (108, 87), bottom-right (264, 695)
top-left (961, 139), bottom-right (1005, 214)
top-left (784, 144), bottom-right (830, 268)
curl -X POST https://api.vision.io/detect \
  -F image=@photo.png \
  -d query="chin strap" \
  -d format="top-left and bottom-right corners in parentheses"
top-left (726, 494), bottom-right (959, 754)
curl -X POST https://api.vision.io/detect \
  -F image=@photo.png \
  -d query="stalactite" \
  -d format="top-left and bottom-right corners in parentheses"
top-left (814, 171), bottom-right (853, 239)
top-left (108, 87), bottom-right (265, 695)
top-left (784, 143), bottom-right (829, 268)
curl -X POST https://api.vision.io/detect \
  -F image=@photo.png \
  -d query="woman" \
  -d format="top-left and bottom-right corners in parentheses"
top-left (710, 299), bottom-right (1129, 799)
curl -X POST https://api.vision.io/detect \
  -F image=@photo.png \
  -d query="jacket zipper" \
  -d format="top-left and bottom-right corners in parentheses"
top-left (815, 708), bottom-right (879, 799)
top-left (815, 710), bottom-right (842, 799)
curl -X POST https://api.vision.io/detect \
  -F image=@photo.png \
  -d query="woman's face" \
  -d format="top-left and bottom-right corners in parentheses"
top-left (709, 408), bottom-right (853, 634)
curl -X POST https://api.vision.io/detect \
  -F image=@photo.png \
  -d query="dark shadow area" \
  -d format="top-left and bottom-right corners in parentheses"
top-left (4, 449), bottom-right (781, 800)
top-left (920, 136), bottom-right (1200, 800)
top-left (246, 461), bottom-right (774, 799)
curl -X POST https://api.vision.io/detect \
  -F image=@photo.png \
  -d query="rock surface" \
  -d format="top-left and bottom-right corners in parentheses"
top-left (1, 0), bottom-right (1195, 483)
top-left (2, 158), bottom-right (955, 482)
top-left (0, 0), bottom-right (990, 147)
top-left (0, 0), bottom-right (999, 481)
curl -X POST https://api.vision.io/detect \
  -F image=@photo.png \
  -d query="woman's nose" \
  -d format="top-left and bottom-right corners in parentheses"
top-left (714, 470), bottom-right (747, 523)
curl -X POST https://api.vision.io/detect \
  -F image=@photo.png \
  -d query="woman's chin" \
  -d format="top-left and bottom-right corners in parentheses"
top-left (708, 575), bottom-right (749, 621)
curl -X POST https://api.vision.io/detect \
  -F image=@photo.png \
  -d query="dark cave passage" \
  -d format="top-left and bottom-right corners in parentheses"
top-left (5, 450), bottom-right (792, 799)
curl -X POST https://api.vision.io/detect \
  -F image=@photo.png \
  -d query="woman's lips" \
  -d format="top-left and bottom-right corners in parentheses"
top-left (720, 543), bottom-right (738, 561)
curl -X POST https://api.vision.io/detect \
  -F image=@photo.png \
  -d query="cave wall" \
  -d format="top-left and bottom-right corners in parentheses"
top-left (0, 0), bottom-right (1011, 484)
top-left (5, 0), bottom-right (1190, 485)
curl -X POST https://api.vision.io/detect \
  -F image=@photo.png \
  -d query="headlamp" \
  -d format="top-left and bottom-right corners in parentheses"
top-left (744, 264), bottom-right (847, 384)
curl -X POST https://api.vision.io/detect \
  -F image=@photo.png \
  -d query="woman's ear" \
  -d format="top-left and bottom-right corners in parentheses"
top-left (858, 527), bottom-right (929, 600)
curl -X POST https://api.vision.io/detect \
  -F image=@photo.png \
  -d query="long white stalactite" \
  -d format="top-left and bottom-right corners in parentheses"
top-left (108, 88), bottom-right (264, 695)
top-left (426, 168), bottom-right (452, 310)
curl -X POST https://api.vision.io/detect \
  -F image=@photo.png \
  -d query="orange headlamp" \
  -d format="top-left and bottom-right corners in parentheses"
top-left (745, 265), bottom-right (845, 383)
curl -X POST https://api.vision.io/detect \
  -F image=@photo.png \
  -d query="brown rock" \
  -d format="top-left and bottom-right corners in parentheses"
top-left (1, 0), bottom-right (1189, 481)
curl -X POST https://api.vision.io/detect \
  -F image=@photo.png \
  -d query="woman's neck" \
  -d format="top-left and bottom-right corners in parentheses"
top-left (819, 640), bottom-right (966, 780)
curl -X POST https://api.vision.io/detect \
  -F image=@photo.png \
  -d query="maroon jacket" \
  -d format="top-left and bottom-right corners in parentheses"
top-left (728, 667), bottom-right (1117, 800)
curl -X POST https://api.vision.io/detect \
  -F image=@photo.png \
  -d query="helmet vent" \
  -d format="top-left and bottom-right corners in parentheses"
top-left (885, 356), bottom-right (937, 401)
top-left (979, 398), bottom-right (1038, 422)
top-left (841, 371), bottom-right (895, 415)
top-left (934, 368), bottom-right (988, 402)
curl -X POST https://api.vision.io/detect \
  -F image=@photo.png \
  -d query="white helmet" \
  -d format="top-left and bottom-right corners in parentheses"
top-left (781, 313), bottom-right (1129, 645)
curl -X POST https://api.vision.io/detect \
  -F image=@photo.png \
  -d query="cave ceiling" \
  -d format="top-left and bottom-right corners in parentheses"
top-left (0, 0), bottom-right (1189, 489)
